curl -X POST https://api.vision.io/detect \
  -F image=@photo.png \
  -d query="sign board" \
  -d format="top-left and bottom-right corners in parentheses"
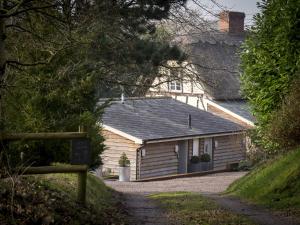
top-left (70, 139), bottom-right (91, 165)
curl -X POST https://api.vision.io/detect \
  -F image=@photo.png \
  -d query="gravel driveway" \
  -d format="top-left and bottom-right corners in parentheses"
top-left (104, 171), bottom-right (247, 194)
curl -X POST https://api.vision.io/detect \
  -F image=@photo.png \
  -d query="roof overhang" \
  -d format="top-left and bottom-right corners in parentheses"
top-left (103, 123), bottom-right (245, 145)
top-left (102, 124), bottom-right (143, 144)
top-left (206, 99), bottom-right (255, 127)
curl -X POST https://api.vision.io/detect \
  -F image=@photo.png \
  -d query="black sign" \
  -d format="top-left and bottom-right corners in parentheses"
top-left (70, 139), bottom-right (91, 165)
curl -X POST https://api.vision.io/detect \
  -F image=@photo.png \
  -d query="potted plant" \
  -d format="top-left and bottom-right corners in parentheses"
top-left (118, 152), bottom-right (131, 182)
top-left (200, 153), bottom-right (212, 171)
top-left (188, 156), bottom-right (201, 173)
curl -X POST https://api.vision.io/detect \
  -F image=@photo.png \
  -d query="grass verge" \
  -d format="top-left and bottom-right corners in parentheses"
top-left (226, 147), bottom-right (300, 216)
top-left (150, 192), bottom-right (255, 225)
top-left (0, 173), bottom-right (127, 225)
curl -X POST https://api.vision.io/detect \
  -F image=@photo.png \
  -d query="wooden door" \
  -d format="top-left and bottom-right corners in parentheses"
top-left (178, 140), bottom-right (188, 174)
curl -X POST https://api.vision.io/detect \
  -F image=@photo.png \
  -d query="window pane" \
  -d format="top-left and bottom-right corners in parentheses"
top-left (192, 139), bottom-right (199, 156)
top-left (176, 82), bottom-right (181, 90)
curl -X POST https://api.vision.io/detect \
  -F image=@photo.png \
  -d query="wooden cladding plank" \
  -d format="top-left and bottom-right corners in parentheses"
top-left (142, 152), bottom-right (178, 160)
top-left (214, 156), bottom-right (243, 164)
top-left (214, 156), bottom-right (243, 162)
top-left (104, 141), bottom-right (138, 148)
top-left (141, 162), bottom-right (178, 170)
top-left (214, 147), bottom-right (243, 154)
top-left (102, 130), bottom-right (139, 145)
top-left (214, 152), bottom-right (244, 159)
top-left (141, 159), bottom-right (178, 168)
top-left (102, 146), bottom-right (137, 154)
top-left (146, 146), bottom-right (176, 153)
top-left (140, 167), bottom-right (177, 177)
top-left (142, 156), bottom-right (177, 164)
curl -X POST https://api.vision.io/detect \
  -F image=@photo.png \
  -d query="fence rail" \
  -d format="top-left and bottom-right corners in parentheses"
top-left (1, 130), bottom-right (89, 205)
top-left (0, 132), bottom-right (88, 140)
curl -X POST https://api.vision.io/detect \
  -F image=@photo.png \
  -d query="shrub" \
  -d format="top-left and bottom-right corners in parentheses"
top-left (266, 79), bottom-right (300, 149)
top-left (118, 152), bottom-right (130, 167)
top-left (190, 156), bottom-right (200, 164)
top-left (240, 0), bottom-right (300, 151)
top-left (200, 153), bottom-right (210, 162)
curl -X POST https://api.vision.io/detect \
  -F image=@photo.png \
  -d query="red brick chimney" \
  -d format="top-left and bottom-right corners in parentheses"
top-left (219, 11), bottom-right (245, 34)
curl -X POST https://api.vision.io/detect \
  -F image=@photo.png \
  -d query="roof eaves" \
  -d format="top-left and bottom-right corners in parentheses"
top-left (207, 99), bottom-right (255, 127)
top-left (102, 124), bottom-right (143, 144)
top-left (144, 130), bottom-right (246, 144)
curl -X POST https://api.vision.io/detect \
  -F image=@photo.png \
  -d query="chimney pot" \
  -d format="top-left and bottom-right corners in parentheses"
top-left (219, 11), bottom-right (245, 34)
top-left (188, 114), bottom-right (192, 129)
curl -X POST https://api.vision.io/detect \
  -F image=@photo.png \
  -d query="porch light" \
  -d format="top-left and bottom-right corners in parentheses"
top-left (141, 148), bottom-right (146, 157)
top-left (174, 145), bottom-right (179, 153)
top-left (214, 140), bottom-right (218, 148)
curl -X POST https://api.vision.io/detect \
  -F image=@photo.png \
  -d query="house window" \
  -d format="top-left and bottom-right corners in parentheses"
top-left (170, 81), bottom-right (182, 91)
top-left (192, 139), bottom-right (199, 156)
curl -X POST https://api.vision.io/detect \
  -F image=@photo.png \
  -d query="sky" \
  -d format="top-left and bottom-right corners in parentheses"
top-left (187, 0), bottom-right (262, 25)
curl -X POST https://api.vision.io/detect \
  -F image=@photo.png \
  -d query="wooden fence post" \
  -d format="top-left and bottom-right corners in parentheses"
top-left (78, 169), bottom-right (87, 204)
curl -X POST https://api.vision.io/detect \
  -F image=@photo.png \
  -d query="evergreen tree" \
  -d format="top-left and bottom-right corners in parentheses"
top-left (240, 0), bottom-right (300, 150)
top-left (1, 0), bottom-right (187, 167)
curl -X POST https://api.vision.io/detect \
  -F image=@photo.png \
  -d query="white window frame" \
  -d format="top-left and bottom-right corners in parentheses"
top-left (170, 80), bottom-right (182, 91)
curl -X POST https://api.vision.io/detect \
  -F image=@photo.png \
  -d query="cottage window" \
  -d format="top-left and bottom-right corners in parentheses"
top-left (192, 139), bottom-right (199, 156)
top-left (170, 81), bottom-right (181, 91)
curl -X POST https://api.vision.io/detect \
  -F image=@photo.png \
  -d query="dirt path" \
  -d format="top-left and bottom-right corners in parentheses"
top-left (106, 172), bottom-right (246, 225)
top-left (123, 193), bottom-right (170, 225)
top-left (206, 194), bottom-right (300, 225)
top-left (105, 172), bottom-right (300, 225)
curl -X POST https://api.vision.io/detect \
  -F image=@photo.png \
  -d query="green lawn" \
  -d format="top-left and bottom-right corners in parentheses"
top-left (150, 192), bottom-right (255, 225)
top-left (226, 147), bottom-right (300, 216)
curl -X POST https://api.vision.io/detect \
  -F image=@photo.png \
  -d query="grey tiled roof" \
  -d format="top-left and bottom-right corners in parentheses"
top-left (101, 98), bottom-right (244, 142)
top-left (213, 100), bottom-right (255, 122)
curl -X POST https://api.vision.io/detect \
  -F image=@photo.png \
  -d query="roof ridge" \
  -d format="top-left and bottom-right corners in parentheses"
top-left (98, 96), bottom-right (172, 103)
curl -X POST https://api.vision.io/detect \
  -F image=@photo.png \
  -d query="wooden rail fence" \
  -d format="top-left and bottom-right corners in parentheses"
top-left (1, 130), bottom-right (90, 205)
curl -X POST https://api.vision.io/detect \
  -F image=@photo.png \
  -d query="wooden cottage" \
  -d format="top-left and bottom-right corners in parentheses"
top-left (101, 97), bottom-right (247, 181)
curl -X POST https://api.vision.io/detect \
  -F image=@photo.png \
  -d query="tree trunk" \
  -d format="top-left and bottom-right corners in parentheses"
top-left (0, 14), bottom-right (6, 134)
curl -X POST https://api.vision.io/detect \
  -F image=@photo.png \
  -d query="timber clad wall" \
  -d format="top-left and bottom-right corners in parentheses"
top-left (102, 130), bottom-right (140, 180)
top-left (102, 129), bottom-right (246, 180)
top-left (140, 141), bottom-right (178, 179)
top-left (213, 134), bottom-right (246, 171)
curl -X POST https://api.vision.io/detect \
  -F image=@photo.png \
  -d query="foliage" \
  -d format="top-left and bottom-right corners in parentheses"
top-left (118, 152), bottom-right (130, 167)
top-left (190, 156), bottom-right (200, 164)
top-left (266, 79), bottom-right (300, 149)
top-left (1, 0), bottom-right (187, 167)
top-left (200, 153), bottom-right (210, 162)
top-left (0, 173), bottom-right (128, 225)
top-left (227, 147), bottom-right (300, 216)
top-left (237, 160), bottom-right (252, 171)
top-left (150, 192), bottom-right (255, 225)
top-left (240, 0), bottom-right (300, 150)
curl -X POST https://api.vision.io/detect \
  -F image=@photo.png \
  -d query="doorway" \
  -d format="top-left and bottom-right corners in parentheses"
top-left (178, 140), bottom-right (188, 174)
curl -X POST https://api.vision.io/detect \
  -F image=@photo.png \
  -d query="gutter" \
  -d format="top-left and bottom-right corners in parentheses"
top-left (143, 130), bottom-right (245, 144)
top-left (103, 124), bottom-right (245, 145)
